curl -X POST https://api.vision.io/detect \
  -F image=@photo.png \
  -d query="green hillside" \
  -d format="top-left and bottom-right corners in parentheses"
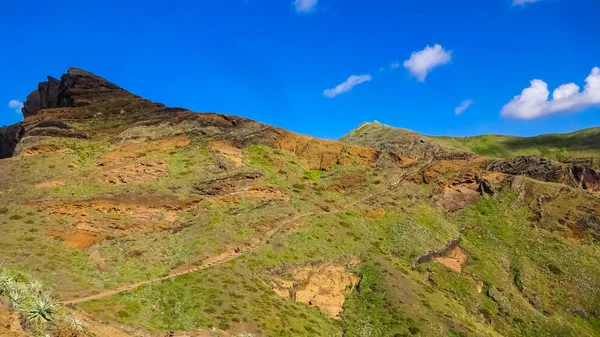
top-left (430, 127), bottom-right (600, 164)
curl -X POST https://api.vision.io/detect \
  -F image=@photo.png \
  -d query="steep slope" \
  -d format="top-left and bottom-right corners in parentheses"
top-left (1, 69), bottom-right (600, 337)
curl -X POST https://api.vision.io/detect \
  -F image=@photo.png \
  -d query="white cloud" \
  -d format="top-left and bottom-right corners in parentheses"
top-left (324, 74), bottom-right (372, 98)
top-left (455, 99), bottom-right (473, 115)
top-left (8, 100), bottom-right (23, 114)
top-left (512, 0), bottom-right (542, 6)
top-left (501, 67), bottom-right (600, 119)
top-left (403, 44), bottom-right (452, 82)
top-left (294, 0), bottom-right (317, 13)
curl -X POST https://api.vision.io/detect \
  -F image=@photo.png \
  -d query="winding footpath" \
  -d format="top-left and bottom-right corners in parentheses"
top-left (63, 162), bottom-right (431, 305)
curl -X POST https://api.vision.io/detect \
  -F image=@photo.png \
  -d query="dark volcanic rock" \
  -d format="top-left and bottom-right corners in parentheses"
top-left (487, 156), bottom-right (564, 182)
top-left (22, 67), bottom-right (126, 117)
top-left (572, 165), bottom-right (600, 191)
top-left (22, 76), bottom-right (61, 117)
top-left (488, 156), bottom-right (600, 192)
top-left (0, 123), bottom-right (24, 159)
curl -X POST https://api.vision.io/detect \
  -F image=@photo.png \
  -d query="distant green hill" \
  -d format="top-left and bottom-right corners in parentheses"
top-left (431, 127), bottom-right (600, 164)
top-left (343, 121), bottom-right (600, 166)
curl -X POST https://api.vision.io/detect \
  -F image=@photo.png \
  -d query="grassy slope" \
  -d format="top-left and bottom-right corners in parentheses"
top-left (430, 127), bottom-right (600, 163)
top-left (80, 185), bottom-right (600, 337)
top-left (2, 118), bottom-right (600, 336)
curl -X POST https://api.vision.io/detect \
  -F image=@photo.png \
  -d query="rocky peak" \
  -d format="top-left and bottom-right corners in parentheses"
top-left (22, 67), bottom-right (128, 117)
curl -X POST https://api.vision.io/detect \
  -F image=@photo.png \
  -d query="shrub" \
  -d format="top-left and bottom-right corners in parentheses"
top-left (0, 268), bottom-right (84, 337)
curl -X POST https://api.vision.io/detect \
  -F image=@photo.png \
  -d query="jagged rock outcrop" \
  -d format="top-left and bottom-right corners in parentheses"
top-left (487, 156), bottom-right (563, 182)
top-left (488, 156), bottom-right (600, 192)
top-left (22, 68), bottom-right (126, 117)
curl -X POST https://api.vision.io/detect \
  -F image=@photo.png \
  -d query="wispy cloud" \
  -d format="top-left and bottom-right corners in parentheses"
top-left (324, 74), bottom-right (372, 98)
top-left (8, 100), bottom-right (23, 114)
top-left (378, 62), bottom-right (400, 73)
top-left (501, 67), bottom-right (600, 119)
top-left (512, 0), bottom-right (543, 6)
top-left (380, 62), bottom-right (401, 73)
top-left (455, 99), bottom-right (473, 115)
top-left (294, 0), bottom-right (317, 13)
top-left (403, 44), bottom-right (452, 82)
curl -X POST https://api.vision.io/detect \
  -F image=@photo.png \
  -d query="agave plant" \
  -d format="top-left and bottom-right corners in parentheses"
top-left (67, 317), bottom-right (84, 332)
top-left (28, 279), bottom-right (44, 295)
top-left (27, 298), bottom-right (56, 323)
top-left (0, 272), bottom-right (13, 295)
top-left (8, 289), bottom-right (24, 306)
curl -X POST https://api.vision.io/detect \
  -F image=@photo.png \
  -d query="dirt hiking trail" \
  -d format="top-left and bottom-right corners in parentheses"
top-left (63, 163), bottom-right (429, 305)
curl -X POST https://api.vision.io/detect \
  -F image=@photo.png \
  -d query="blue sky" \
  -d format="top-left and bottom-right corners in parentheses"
top-left (1, 0), bottom-right (599, 139)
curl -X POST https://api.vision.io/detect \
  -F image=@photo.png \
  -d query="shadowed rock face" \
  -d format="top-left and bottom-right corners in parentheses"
top-left (487, 156), bottom-right (600, 192)
top-left (22, 68), bottom-right (126, 117)
top-left (0, 123), bottom-right (24, 159)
